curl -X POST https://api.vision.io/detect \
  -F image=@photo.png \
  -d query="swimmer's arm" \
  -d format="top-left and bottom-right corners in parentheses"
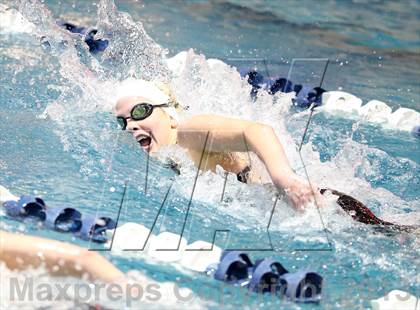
top-left (178, 114), bottom-right (296, 188)
top-left (0, 231), bottom-right (125, 283)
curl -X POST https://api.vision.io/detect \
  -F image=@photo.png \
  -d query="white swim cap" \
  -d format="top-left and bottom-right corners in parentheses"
top-left (115, 78), bottom-right (179, 122)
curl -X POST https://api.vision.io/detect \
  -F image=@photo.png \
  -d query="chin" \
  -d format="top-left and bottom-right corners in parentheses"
top-left (147, 143), bottom-right (158, 154)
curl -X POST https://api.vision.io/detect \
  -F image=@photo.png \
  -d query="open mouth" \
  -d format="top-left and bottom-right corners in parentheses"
top-left (137, 136), bottom-right (152, 148)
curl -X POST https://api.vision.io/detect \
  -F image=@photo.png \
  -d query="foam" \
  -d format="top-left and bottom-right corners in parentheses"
top-left (165, 51), bottom-right (188, 77)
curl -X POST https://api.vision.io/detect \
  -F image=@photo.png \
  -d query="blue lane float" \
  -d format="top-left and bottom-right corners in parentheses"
top-left (2, 195), bottom-right (112, 243)
top-left (411, 125), bottom-right (420, 138)
top-left (1, 193), bottom-right (323, 303)
top-left (247, 257), bottom-right (288, 293)
top-left (44, 206), bottom-right (82, 232)
top-left (56, 20), bottom-right (108, 54)
top-left (280, 268), bottom-right (323, 303)
top-left (3, 195), bottom-right (46, 220)
top-left (78, 215), bottom-right (117, 243)
top-left (210, 251), bottom-right (254, 286)
top-left (241, 69), bottom-right (420, 135)
top-left (207, 251), bottom-right (322, 302)
top-left (245, 70), bottom-right (326, 108)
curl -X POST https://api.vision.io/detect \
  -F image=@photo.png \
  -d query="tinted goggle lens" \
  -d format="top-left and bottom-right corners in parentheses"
top-left (131, 104), bottom-right (152, 120)
top-left (117, 117), bottom-right (127, 130)
top-left (116, 103), bottom-right (167, 130)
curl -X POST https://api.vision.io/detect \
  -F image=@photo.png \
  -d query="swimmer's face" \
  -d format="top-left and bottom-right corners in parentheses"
top-left (115, 96), bottom-right (177, 153)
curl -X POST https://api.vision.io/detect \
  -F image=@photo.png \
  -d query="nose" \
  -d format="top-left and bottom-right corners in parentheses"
top-left (126, 119), bottom-right (140, 132)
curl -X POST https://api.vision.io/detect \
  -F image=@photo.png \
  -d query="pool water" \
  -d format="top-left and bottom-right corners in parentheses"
top-left (0, 0), bottom-right (419, 309)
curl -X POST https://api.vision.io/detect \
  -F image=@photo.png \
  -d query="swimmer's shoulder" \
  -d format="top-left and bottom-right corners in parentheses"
top-left (178, 114), bottom-right (252, 132)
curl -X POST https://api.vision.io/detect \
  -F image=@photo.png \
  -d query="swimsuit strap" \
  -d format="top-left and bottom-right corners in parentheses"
top-left (164, 158), bottom-right (181, 175)
top-left (236, 166), bottom-right (251, 184)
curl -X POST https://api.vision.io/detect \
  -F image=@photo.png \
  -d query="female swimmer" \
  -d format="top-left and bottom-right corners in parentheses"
top-left (112, 79), bottom-right (419, 233)
top-left (113, 78), bottom-right (321, 210)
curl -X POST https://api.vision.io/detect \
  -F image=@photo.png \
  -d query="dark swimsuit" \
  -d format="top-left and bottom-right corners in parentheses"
top-left (165, 159), bottom-right (181, 175)
top-left (236, 166), bottom-right (251, 184)
top-left (167, 159), bottom-right (251, 184)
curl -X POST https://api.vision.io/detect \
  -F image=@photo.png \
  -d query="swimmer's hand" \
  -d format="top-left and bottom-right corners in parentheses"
top-left (282, 176), bottom-right (322, 211)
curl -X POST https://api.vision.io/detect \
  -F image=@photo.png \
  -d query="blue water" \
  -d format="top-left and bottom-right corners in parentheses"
top-left (0, 0), bottom-right (419, 309)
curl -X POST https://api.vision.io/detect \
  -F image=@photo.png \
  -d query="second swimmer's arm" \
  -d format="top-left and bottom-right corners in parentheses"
top-left (0, 231), bottom-right (125, 283)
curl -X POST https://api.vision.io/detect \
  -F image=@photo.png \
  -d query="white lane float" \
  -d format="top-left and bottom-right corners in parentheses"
top-left (0, 4), bottom-right (35, 34)
top-left (107, 222), bottom-right (152, 251)
top-left (371, 290), bottom-right (419, 310)
top-left (106, 222), bottom-right (222, 268)
top-left (320, 91), bottom-right (419, 134)
top-left (358, 99), bottom-right (392, 123)
top-left (147, 231), bottom-right (188, 262)
top-left (0, 185), bottom-right (19, 203)
top-left (387, 107), bottom-right (420, 131)
top-left (165, 51), bottom-right (188, 77)
top-left (181, 240), bottom-right (223, 272)
top-left (322, 91), bottom-right (363, 114)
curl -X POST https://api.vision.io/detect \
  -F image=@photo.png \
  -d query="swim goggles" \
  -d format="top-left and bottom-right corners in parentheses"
top-left (117, 103), bottom-right (169, 130)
